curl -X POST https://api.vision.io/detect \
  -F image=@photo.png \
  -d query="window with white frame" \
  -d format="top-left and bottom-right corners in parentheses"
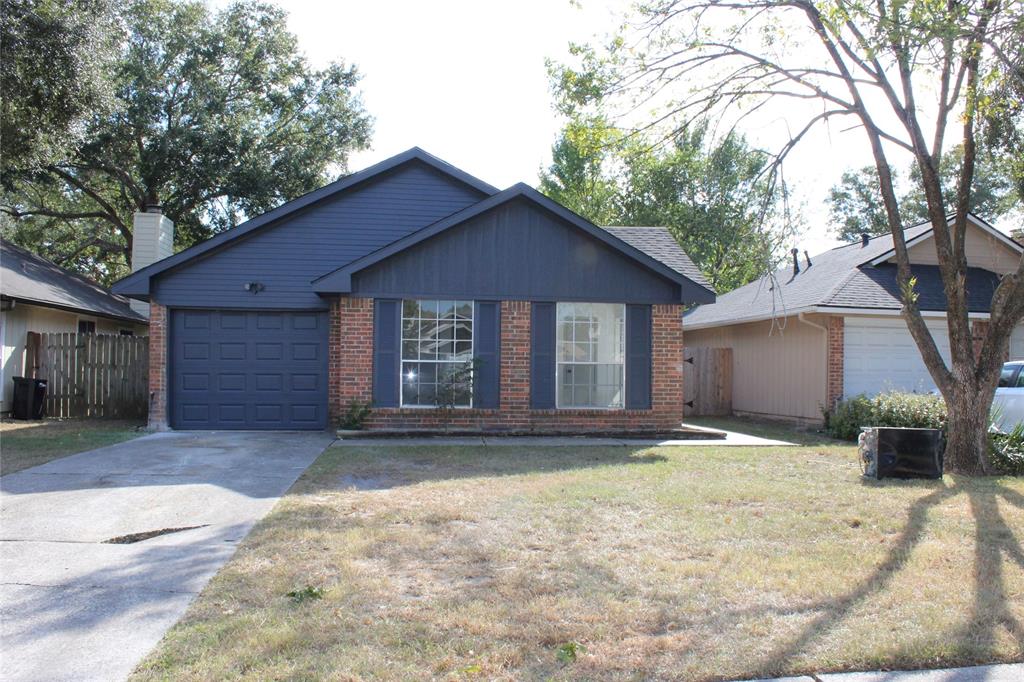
top-left (556, 302), bottom-right (625, 408)
top-left (401, 300), bottom-right (474, 407)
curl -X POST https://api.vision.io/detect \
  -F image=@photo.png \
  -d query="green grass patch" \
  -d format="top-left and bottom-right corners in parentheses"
top-left (1, 418), bottom-right (143, 475)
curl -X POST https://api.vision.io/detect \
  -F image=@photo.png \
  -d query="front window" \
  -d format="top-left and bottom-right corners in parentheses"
top-left (401, 300), bottom-right (474, 407)
top-left (556, 302), bottom-right (625, 408)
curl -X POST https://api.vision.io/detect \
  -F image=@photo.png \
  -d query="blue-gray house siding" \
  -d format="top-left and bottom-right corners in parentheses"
top-left (151, 162), bottom-right (486, 309)
top-left (350, 198), bottom-right (683, 304)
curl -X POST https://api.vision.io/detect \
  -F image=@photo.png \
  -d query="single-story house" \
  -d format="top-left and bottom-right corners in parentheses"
top-left (1, 239), bottom-right (150, 412)
top-left (684, 213), bottom-right (1024, 424)
top-left (112, 148), bottom-right (715, 431)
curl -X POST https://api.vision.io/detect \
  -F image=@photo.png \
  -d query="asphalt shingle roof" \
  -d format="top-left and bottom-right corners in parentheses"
top-left (684, 223), bottom-right (948, 326)
top-left (1, 239), bottom-right (147, 324)
top-left (601, 226), bottom-right (714, 291)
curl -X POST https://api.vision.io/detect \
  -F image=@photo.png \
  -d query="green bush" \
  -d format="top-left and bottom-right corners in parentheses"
top-left (339, 399), bottom-right (371, 430)
top-left (824, 394), bottom-right (875, 441)
top-left (824, 391), bottom-right (946, 441)
top-left (989, 423), bottom-right (1024, 475)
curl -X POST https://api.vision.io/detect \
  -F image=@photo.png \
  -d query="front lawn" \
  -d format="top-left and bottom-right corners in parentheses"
top-left (133, 433), bottom-right (1024, 680)
top-left (0, 418), bottom-right (144, 476)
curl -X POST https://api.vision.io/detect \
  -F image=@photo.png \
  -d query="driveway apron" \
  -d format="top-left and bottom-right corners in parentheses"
top-left (0, 430), bottom-right (333, 682)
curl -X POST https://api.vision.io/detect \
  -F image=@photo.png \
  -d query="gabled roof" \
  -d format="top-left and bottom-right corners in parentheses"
top-left (684, 213), bottom-right (1022, 328)
top-left (1, 239), bottom-right (147, 324)
top-left (113, 148), bottom-right (498, 297)
top-left (311, 183), bottom-right (717, 304)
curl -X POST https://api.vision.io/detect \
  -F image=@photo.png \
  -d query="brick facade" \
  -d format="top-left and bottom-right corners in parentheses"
top-left (329, 296), bottom-right (374, 422)
top-left (146, 297), bottom-right (688, 433)
top-left (360, 299), bottom-right (686, 432)
top-left (826, 315), bottom-right (844, 410)
top-left (147, 302), bottom-right (168, 431)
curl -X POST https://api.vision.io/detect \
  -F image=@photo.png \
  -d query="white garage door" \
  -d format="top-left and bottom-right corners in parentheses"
top-left (844, 317), bottom-right (952, 397)
top-left (1012, 324), bottom-right (1024, 361)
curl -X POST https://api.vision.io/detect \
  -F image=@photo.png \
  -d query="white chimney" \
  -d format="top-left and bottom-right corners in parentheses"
top-left (130, 206), bottom-right (174, 317)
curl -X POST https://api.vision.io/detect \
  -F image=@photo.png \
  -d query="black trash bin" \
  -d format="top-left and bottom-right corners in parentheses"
top-left (11, 376), bottom-right (48, 420)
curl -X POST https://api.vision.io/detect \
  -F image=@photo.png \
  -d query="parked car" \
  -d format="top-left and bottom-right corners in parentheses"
top-left (993, 361), bottom-right (1024, 431)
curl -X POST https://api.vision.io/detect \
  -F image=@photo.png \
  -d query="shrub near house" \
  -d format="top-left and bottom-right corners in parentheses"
top-left (825, 391), bottom-right (947, 441)
top-left (827, 391), bottom-right (1024, 475)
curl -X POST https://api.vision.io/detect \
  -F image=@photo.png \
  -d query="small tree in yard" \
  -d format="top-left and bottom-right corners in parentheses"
top-left (434, 359), bottom-right (479, 432)
top-left (552, 0), bottom-right (1024, 473)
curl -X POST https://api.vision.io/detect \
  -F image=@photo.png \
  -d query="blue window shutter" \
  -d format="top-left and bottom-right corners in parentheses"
top-left (531, 302), bottom-right (556, 409)
top-left (373, 299), bottom-right (400, 407)
top-left (473, 301), bottom-right (501, 408)
top-left (626, 304), bottom-right (652, 409)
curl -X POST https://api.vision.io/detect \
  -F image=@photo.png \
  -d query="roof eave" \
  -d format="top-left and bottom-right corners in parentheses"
top-left (1, 295), bottom-right (148, 325)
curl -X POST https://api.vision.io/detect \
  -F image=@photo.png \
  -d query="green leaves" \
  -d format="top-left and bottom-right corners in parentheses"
top-left (3, 0), bottom-right (371, 283)
top-left (286, 585), bottom-right (325, 604)
top-left (539, 117), bottom-right (794, 293)
top-left (555, 641), bottom-right (585, 664)
top-left (827, 145), bottom-right (1019, 242)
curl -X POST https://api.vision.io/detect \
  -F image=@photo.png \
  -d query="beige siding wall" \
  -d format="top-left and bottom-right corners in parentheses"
top-left (686, 314), bottom-right (828, 421)
top-left (901, 222), bottom-right (1020, 274)
top-left (0, 304), bottom-right (147, 411)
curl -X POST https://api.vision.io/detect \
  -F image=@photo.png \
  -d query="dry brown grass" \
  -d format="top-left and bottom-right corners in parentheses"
top-left (132, 434), bottom-right (1024, 681)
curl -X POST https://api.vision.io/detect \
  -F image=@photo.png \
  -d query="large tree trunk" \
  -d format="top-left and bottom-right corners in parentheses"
top-left (944, 382), bottom-right (991, 475)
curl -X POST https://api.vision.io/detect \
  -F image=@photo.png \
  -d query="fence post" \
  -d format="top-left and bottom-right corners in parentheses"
top-left (25, 332), bottom-right (41, 378)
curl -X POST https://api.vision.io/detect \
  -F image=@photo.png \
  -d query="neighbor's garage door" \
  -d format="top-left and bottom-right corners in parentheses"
top-left (844, 317), bottom-right (952, 397)
top-left (170, 309), bottom-right (328, 430)
top-left (1012, 324), bottom-right (1024, 361)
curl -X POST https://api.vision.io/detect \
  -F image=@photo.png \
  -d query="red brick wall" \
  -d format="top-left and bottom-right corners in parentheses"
top-left (826, 315), bottom-right (844, 409)
top-left (147, 302), bottom-right (168, 430)
top-left (357, 299), bottom-right (686, 432)
top-left (499, 300), bottom-right (531, 415)
top-left (329, 297), bottom-right (374, 422)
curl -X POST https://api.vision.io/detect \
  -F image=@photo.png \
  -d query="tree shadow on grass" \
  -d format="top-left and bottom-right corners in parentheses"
top-left (755, 477), bottom-right (1024, 675)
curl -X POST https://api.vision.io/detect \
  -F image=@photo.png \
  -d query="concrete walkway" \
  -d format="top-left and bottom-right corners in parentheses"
top-left (0, 430), bottom-right (333, 682)
top-left (747, 662), bottom-right (1023, 682)
top-left (336, 426), bottom-right (792, 447)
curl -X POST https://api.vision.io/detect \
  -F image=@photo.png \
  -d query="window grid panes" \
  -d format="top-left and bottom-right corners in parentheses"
top-left (556, 302), bottom-right (625, 408)
top-left (401, 300), bottom-right (474, 407)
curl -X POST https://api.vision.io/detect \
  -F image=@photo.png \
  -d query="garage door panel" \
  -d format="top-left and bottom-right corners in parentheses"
top-left (170, 309), bottom-right (328, 430)
top-left (1012, 325), bottom-right (1024, 361)
top-left (844, 318), bottom-right (951, 397)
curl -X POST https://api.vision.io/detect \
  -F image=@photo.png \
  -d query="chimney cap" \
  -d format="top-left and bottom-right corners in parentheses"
top-left (860, 232), bottom-right (870, 247)
top-left (145, 204), bottom-right (163, 214)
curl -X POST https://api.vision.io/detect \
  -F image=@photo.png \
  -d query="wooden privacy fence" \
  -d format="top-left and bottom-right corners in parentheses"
top-left (683, 347), bottom-right (733, 416)
top-left (26, 332), bottom-right (149, 419)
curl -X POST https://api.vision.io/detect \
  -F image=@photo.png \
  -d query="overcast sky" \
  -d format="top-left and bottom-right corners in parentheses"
top-left (260, 0), bottom-right (928, 255)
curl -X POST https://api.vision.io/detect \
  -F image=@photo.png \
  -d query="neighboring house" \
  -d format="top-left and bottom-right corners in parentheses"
top-left (112, 148), bottom-right (715, 432)
top-left (685, 214), bottom-right (1024, 424)
top-left (0, 240), bottom-right (149, 412)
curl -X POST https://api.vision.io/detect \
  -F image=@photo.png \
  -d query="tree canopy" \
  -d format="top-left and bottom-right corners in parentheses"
top-left (540, 117), bottom-right (795, 293)
top-left (0, 0), bottom-right (119, 182)
top-left (1, 0), bottom-right (372, 283)
top-left (828, 146), bottom-right (1019, 241)
top-left (550, 0), bottom-right (1024, 473)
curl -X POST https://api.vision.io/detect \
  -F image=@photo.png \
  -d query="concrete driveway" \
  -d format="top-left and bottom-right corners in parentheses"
top-left (0, 430), bottom-right (333, 682)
